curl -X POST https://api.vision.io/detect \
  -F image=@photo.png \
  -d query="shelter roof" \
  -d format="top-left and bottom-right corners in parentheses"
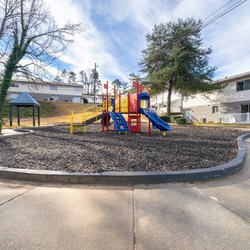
top-left (9, 92), bottom-right (40, 106)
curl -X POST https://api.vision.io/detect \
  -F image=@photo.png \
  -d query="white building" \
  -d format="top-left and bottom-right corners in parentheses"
top-left (7, 79), bottom-right (83, 103)
top-left (82, 94), bottom-right (102, 104)
top-left (152, 71), bottom-right (250, 123)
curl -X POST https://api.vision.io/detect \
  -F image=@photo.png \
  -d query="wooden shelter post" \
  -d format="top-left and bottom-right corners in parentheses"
top-left (17, 106), bottom-right (20, 126)
top-left (9, 105), bottom-right (13, 126)
top-left (32, 106), bottom-right (36, 126)
top-left (38, 106), bottom-right (40, 126)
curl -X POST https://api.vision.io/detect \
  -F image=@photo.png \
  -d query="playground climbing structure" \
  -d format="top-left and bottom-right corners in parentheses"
top-left (70, 79), bottom-right (172, 136)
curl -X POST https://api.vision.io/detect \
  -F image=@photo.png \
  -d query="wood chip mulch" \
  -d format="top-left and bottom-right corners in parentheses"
top-left (0, 124), bottom-right (248, 173)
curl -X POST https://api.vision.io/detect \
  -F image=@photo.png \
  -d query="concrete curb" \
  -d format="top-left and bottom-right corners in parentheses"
top-left (0, 134), bottom-right (250, 185)
top-left (0, 128), bottom-right (33, 137)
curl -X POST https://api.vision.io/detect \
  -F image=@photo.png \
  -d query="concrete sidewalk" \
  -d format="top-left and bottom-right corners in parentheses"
top-left (0, 140), bottom-right (250, 249)
top-left (0, 128), bottom-right (32, 136)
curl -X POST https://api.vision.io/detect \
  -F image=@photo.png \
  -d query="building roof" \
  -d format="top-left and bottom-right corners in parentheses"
top-left (216, 71), bottom-right (250, 84)
top-left (9, 92), bottom-right (40, 106)
top-left (11, 78), bottom-right (83, 88)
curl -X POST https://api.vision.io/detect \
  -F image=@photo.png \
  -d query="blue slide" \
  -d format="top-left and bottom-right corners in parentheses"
top-left (140, 108), bottom-right (172, 131)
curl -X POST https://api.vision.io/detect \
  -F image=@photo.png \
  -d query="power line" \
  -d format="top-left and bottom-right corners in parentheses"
top-left (203, 0), bottom-right (235, 22)
top-left (125, 0), bottom-right (247, 75)
top-left (202, 0), bottom-right (247, 28)
top-left (162, 0), bottom-right (247, 57)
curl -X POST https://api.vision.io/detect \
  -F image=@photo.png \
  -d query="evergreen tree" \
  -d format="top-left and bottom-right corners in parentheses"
top-left (54, 75), bottom-right (62, 82)
top-left (140, 18), bottom-right (222, 115)
top-left (68, 71), bottom-right (76, 84)
top-left (112, 79), bottom-right (129, 92)
top-left (112, 79), bottom-right (122, 88)
top-left (79, 70), bottom-right (86, 83)
top-left (61, 69), bottom-right (67, 83)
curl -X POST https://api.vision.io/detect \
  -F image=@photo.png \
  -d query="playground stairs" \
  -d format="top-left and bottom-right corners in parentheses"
top-left (109, 112), bottom-right (128, 132)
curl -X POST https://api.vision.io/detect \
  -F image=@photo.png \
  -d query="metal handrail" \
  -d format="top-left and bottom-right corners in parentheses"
top-left (82, 104), bottom-right (102, 123)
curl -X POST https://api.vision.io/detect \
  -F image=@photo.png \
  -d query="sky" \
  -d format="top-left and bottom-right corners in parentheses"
top-left (44, 0), bottom-right (250, 83)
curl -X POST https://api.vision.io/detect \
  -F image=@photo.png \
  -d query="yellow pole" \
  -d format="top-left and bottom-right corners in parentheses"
top-left (82, 107), bottom-right (86, 133)
top-left (95, 105), bottom-right (98, 120)
top-left (70, 111), bottom-right (74, 136)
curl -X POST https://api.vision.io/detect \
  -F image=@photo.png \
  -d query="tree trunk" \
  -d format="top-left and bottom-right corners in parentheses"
top-left (167, 82), bottom-right (173, 116)
top-left (0, 61), bottom-right (14, 133)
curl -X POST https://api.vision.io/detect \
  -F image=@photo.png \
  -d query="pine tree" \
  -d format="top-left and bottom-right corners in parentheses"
top-left (68, 71), bottom-right (77, 84)
top-left (61, 69), bottom-right (68, 83)
top-left (140, 18), bottom-right (222, 115)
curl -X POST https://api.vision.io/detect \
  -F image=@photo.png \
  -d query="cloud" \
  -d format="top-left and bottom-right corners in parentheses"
top-left (43, 0), bottom-right (250, 83)
top-left (44, 0), bottom-right (128, 82)
top-left (200, 0), bottom-right (250, 78)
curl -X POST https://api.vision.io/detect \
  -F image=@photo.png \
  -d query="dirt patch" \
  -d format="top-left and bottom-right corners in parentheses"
top-left (0, 124), bottom-right (248, 173)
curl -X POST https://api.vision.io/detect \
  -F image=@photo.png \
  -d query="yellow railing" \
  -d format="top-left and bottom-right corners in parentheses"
top-left (70, 104), bottom-right (103, 136)
top-left (82, 104), bottom-right (102, 123)
top-left (70, 110), bottom-right (74, 136)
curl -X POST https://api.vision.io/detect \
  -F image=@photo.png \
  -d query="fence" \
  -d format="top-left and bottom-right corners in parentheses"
top-left (221, 113), bottom-right (250, 123)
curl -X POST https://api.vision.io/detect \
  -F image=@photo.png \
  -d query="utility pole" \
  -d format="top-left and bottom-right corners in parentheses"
top-left (93, 63), bottom-right (98, 105)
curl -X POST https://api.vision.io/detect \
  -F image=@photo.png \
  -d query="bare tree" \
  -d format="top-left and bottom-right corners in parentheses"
top-left (0, 0), bottom-right (80, 132)
top-left (0, 0), bottom-right (20, 61)
top-left (0, 0), bottom-right (19, 38)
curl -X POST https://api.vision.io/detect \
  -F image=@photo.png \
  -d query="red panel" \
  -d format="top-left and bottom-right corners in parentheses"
top-left (128, 93), bottom-right (137, 113)
top-left (128, 115), bottom-right (141, 133)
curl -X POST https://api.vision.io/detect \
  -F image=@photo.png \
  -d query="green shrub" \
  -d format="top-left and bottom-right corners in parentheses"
top-left (2, 101), bottom-right (54, 118)
top-left (176, 117), bottom-right (187, 125)
top-left (170, 115), bottom-right (182, 123)
top-left (83, 97), bottom-right (88, 104)
top-left (160, 115), bottom-right (171, 123)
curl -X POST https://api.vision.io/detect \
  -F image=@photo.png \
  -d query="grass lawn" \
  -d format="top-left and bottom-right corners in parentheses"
top-left (2, 101), bottom-right (92, 128)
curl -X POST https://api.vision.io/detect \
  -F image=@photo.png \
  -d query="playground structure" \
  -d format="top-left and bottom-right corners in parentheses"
top-left (70, 79), bottom-right (172, 135)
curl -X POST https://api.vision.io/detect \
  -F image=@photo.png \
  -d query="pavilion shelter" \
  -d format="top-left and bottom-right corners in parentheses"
top-left (9, 92), bottom-right (40, 127)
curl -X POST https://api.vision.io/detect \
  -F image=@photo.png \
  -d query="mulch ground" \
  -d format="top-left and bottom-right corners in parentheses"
top-left (0, 124), bottom-right (248, 173)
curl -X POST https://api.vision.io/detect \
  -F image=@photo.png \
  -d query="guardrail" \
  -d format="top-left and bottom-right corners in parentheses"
top-left (221, 113), bottom-right (250, 123)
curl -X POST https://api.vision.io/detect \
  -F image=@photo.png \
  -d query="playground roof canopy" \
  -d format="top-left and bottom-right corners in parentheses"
top-left (9, 92), bottom-right (40, 107)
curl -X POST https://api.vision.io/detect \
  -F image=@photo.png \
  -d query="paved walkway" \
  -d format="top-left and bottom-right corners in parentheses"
top-left (1, 140), bottom-right (250, 249)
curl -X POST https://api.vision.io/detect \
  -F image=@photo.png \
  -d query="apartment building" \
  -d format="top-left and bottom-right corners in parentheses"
top-left (152, 71), bottom-right (250, 123)
top-left (7, 79), bottom-right (83, 103)
top-left (82, 94), bottom-right (102, 104)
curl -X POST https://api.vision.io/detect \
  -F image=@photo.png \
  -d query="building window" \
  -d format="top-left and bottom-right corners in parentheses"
top-left (50, 85), bottom-right (58, 90)
top-left (236, 82), bottom-right (244, 91)
top-left (212, 106), bottom-right (219, 113)
top-left (241, 104), bottom-right (250, 113)
top-left (236, 79), bottom-right (250, 91)
top-left (245, 80), bottom-right (250, 90)
top-left (49, 96), bottom-right (59, 101)
top-left (11, 82), bottom-right (19, 87)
